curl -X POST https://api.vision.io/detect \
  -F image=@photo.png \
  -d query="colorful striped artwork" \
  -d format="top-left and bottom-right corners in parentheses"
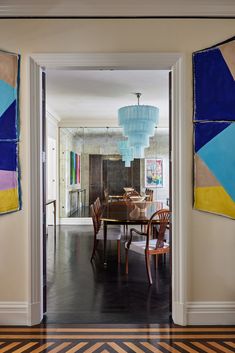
top-left (193, 37), bottom-right (235, 218)
top-left (70, 151), bottom-right (80, 185)
top-left (0, 51), bottom-right (20, 214)
top-left (76, 154), bottom-right (80, 184)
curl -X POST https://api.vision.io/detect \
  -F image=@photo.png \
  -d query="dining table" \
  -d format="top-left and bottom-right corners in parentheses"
top-left (100, 200), bottom-right (167, 266)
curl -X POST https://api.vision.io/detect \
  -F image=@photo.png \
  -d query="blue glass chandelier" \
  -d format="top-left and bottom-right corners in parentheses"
top-left (118, 93), bottom-right (159, 158)
top-left (117, 140), bottom-right (134, 167)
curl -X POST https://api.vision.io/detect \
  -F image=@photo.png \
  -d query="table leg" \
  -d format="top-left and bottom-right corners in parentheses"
top-left (103, 221), bottom-right (107, 267)
top-left (54, 200), bottom-right (56, 242)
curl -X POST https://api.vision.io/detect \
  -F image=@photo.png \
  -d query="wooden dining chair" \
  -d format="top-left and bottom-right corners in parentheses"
top-left (123, 189), bottom-right (140, 200)
top-left (94, 197), bottom-right (102, 219)
top-left (93, 197), bottom-right (121, 231)
top-left (104, 189), bottom-right (109, 203)
top-left (90, 204), bottom-right (121, 263)
top-left (145, 188), bottom-right (153, 201)
top-left (125, 209), bottom-right (171, 285)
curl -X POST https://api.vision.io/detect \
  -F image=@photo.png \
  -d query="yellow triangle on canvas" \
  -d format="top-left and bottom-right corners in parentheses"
top-left (0, 188), bottom-right (19, 213)
top-left (195, 186), bottom-right (235, 219)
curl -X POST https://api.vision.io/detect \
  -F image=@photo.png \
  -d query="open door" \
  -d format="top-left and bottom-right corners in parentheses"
top-left (42, 70), bottom-right (47, 314)
top-left (169, 71), bottom-right (172, 316)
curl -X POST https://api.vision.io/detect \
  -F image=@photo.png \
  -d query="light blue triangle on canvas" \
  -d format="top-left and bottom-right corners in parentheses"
top-left (198, 123), bottom-right (235, 202)
top-left (0, 79), bottom-right (17, 118)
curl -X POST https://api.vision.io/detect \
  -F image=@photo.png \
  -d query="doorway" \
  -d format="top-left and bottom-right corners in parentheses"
top-left (45, 70), bottom-right (171, 324)
top-left (29, 53), bottom-right (187, 326)
top-left (89, 154), bottom-right (141, 204)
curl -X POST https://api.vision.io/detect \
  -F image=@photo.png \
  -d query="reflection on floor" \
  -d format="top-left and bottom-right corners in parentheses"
top-left (70, 206), bottom-right (90, 217)
top-left (45, 225), bottom-right (171, 324)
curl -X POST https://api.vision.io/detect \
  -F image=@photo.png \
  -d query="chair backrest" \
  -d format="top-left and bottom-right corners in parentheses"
top-left (123, 190), bottom-right (140, 199)
top-left (146, 209), bottom-right (171, 250)
top-left (90, 204), bottom-right (101, 235)
top-left (145, 188), bottom-right (153, 201)
top-left (94, 197), bottom-right (102, 219)
top-left (104, 189), bottom-right (109, 203)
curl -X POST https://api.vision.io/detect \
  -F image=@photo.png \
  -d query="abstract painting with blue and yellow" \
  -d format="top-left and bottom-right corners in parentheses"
top-left (0, 51), bottom-right (21, 214)
top-left (193, 38), bottom-right (235, 218)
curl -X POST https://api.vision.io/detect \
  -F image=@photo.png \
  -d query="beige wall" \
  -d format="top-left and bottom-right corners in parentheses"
top-left (0, 19), bottom-right (235, 305)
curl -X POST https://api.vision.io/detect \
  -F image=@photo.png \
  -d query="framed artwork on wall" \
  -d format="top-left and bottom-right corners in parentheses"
top-left (193, 36), bottom-right (235, 219)
top-left (70, 151), bottom-right (80, 185)
top-left (0, 51), bottom-right (21, 215)
top-left (145, 159), bottom-right (163, 188)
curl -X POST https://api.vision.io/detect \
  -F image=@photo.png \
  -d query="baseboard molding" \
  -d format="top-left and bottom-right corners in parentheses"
top-left (172, 301), bottom-right (186, 326)
top-left (60, 217), bottom-right (92, 225)
top-left (0, 302), bottom-right (28, 325)
top-left (27, 301), bottom-right (42, 326)
top-left (187, 301), bottom-right (235, 325)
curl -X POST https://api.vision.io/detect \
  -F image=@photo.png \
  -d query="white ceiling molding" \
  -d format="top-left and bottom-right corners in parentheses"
top-left (46, 107), bottom-right (61, 123)
top-left (58, 119), bottom-right (120, 128)
top-left (1, 0), bottom-right (235, 17)
top-left (32, 53), bottom-right (180, 70)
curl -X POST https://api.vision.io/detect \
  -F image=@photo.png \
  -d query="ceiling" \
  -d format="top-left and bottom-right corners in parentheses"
top-left (0, 0), bottom-right (234, 17)
top-left (46, 69), bottom-right (169, 127)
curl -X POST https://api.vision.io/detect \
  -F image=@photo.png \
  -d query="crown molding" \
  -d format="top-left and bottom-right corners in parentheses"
top-left (31, 53), bottom-right (181, 70)
top-left (46, 107), bottom-right (61, 123)
top-left (1, 1), bottom-right (235, 18)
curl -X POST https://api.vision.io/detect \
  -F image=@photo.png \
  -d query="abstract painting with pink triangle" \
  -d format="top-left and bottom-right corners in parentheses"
top-left (0, 51), bottom-right (21, 214)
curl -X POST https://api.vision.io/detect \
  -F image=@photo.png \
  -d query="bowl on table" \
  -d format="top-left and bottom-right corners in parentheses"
top-left (123, 187), bottom-right (134, 193)
top-left (129, 196), bottom-right (146, 202)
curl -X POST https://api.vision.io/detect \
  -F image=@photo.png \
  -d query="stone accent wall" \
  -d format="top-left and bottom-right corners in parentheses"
top-left (60, 128), bottom-right (169, 217)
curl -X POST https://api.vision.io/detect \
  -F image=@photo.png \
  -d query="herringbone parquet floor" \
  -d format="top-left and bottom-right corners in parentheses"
top-left (0, 326), bottom-right (235, 352)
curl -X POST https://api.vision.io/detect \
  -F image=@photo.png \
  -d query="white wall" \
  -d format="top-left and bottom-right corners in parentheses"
top-left (46, 112), bottom-right (59, 224)
top-left (0, 19), bottom-right (235, 323)
top-left (60, 129), bottom-right (81, 217)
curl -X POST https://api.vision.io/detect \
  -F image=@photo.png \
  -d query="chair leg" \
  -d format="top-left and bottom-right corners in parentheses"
top-left (145, 252), bottom-right (153, 285)
top-left (154, 254), bottom-right (158, 270)
top-left (90, 239), bottom-right (99, 262)
top-left (125, 248), bottom-right (129, 274)
top-left (117, 240), bottom-right (121, 263)
top-left (125, 225), bottom-right (128, 240)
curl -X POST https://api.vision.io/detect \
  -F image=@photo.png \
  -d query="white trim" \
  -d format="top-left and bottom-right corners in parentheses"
top-left (46, 110), bottom-right (61, 125)
top-left (29, 52), bottom-right (187, 326)
top-left (60, 217), bottom-right (92, 225)
top-left (0, 1), bottom-right (235, 17)
top-left (28, 58), bottom-right (44, 326)
top-left (46, 108), bottom-right (60, 225)
top-left (171, 57), bottom-right (187, 326)
top-left (31, 53), bottom-right (181, 70)
top-left (0, 302), bottom-right (28, 326)
top-left (187, 302), bottom-right (235, 325)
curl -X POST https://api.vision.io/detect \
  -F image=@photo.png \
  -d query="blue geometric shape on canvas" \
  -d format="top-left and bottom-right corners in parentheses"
top-left (0, 80), bottom-right (17, 117)
top-left (194, 121), bottom-right (230, 152)
top-left (0, 141), bottom-right (17, 171)
top-left (0, 101), bottom-right (17, 140)
top-left (193, 48), bottom-right (235, 121)
top-left (197, 123), bottom-right (235, 201)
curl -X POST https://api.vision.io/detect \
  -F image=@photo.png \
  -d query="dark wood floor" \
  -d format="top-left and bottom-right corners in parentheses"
top-left (45, 225), bottom-right (171, 324)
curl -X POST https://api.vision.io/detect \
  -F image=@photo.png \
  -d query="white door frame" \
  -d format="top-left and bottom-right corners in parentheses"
top-left (28, 52), bottom-right (187, 326)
